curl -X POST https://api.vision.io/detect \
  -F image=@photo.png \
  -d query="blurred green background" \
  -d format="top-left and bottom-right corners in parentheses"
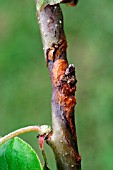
top-left (0, 0), bottom-right (113, 169)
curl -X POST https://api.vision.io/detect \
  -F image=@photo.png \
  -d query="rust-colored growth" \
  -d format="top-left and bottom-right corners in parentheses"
top-left (57, 63), bottom-right (78, 143)
top-left (51, 51), bottom-right (77, 121)
top-left (58, 64), bottom-right (77, 112)
top-left (52, 59), bottom-right (68, 87)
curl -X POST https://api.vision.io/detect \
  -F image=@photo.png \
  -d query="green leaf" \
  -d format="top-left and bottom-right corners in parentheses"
top-left (0, 137), bottom-right (42, 170)
top-left (36, 0), bottom-right (62, 11)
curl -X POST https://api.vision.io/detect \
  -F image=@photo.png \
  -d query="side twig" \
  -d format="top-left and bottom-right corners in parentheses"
top-left (0, 125), bottom-right (51, 145)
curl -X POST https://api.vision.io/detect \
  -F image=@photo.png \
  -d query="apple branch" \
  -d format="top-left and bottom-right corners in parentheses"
top-left (36, 3), bottom-right (81, 170)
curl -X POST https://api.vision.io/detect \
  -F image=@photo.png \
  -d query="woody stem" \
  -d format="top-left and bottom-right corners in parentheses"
top-left (36, 4), bottom-right (81, 170)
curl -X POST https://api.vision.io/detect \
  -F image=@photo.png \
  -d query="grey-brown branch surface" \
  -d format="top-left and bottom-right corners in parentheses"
top-left (36, 3), bottom-right (81, 170)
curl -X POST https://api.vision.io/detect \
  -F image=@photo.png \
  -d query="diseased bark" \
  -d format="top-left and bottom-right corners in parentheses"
top-left (36, 3), bottom-right (81, 170)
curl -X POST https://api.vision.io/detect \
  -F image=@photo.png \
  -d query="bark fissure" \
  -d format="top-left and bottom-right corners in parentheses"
top-left (36, 3), bottom-right (81, 170)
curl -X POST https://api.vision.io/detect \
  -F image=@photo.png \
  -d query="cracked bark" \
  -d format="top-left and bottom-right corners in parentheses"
top-left (36, 3), bottom-right (81, 170)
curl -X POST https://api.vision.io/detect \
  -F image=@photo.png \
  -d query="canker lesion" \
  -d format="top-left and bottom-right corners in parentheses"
top-left (46, 38), bottom-right (67, 63)
top-left (55, 63), bottom-right (77, 143)
top-left (46, 34), bottom-right (80, 163)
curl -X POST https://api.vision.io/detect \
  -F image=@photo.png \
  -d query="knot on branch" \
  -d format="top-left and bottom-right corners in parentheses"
top-left (60, 64), bottom-right (77, 94)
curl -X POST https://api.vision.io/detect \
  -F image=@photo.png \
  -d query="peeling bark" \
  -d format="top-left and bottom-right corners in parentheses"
top-left (36, 3), bottom-right (81, 170)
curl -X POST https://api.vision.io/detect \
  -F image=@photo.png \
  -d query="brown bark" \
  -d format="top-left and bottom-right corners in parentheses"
top-left (36, 3), bottom-right (81, 170)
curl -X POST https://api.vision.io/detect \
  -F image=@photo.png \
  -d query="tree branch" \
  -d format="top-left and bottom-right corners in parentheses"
top-left (36, 3), bottom-right (81, 170)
